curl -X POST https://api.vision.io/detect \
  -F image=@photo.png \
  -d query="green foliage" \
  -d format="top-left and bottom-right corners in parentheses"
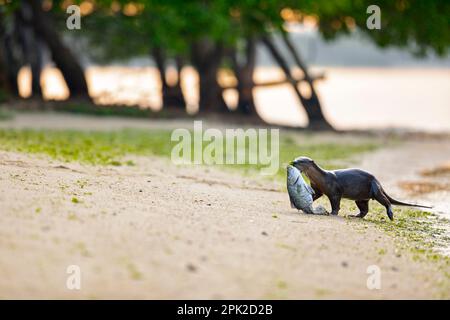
top-left (60, 0), bottom-right (449, 63)
top-left (306, 0), bottom-right (450, 57)
top-left (5, 0), bottom-right (449, 63)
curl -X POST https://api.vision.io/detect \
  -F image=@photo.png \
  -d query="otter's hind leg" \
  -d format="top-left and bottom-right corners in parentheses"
top-left (372, 185), bottom-right (394, 221)
top-left (351, 200), bottom-right (369, 218)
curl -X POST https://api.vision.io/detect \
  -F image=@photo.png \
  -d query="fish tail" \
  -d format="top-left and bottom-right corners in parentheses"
top-left (312, 205), bottom-right (328, 215)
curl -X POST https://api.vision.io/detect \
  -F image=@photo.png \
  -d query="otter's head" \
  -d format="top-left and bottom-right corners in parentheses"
top-left (290, 156), bottom-right (315, 173)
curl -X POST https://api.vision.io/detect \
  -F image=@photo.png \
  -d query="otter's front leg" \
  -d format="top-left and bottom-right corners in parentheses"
top-left (311, 183), bottom-right (323, 201)
top-left (312, 189), bottom-right (323, 201)
top-left (328, 194), bottom-right (341, 216)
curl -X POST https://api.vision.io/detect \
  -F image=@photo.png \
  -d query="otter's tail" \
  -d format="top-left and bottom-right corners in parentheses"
top-left (383, 190), bottom-right (433, 209)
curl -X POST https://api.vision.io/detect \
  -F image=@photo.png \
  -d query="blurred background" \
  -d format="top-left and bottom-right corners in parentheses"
top-left (1, 1), bottom-right (450, 299)
top-left (0, 0), bottom-right (449, 131)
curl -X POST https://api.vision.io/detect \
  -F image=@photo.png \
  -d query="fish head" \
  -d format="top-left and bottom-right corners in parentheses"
top-left (291, 156), bottom-right (314, 172)
top-left (287, 165), bottom-right (301, 186)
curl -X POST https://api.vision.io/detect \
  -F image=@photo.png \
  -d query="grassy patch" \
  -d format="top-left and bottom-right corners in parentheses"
top-left (0, 128), bottom-right (378, 181)
top-left (313, 197), bottom-right (450, 296)
top-left (0, 128), bottom-right (173, 166)
top-left (357, 204), bottom-right (450, 297)
top-left (364, 206), bottom-right (449, 258)
top-left (213, 132), bottom-right (379, 181)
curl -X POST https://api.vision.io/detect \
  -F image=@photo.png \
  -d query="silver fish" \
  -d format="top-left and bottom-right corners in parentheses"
top-left (287, 165), bottom-right (327, 215)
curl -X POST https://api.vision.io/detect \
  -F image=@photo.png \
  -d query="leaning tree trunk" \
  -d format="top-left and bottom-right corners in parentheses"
top-left (191, 39), bottom-right (228, 113)
top-left (281, 32), bottom-right (330, 128)
top-left (261, 34), bottom-right (332, 130)
top-left (232, 37), bottom-right (260, 117)
top-left (29, 0), bottom-right (89, 99)
top-left (152, 47), bottom-right (185, 108)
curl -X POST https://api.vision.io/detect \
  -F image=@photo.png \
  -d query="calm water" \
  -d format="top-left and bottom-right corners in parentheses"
top-left (18, 66), bottom-right (450, 132)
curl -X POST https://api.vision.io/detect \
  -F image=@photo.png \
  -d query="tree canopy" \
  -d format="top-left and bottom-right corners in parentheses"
top-left (54, 0), bottom-right (449, 62)
top-left (1, 0), bottom-right (449, 128)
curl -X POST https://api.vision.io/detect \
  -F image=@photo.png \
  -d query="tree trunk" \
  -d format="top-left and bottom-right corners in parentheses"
top-left (191, 39), bottom-right (228, 112)
top-left (232, 37), bottom-right (259, 117)
top-left (16, 2), bottom-right (43, 98)
top-left (152, 47), bottom-right (169, 93)
top-left (0, 50), bottom-right (8, 98)
top-left (262, 34), bottom-right (332, 130)
top-left (0, 43), bottom-right (7, 93)
top-left (170, 55), bottom-right (185, 108)
top-left (2, 31), bottom-right (21, 97)
top-left (29, 0), bottom-right (89, 99)
top-left (29, 38), bottom-right (43, 98)
top-left (0, 13), bottom-right (11, 98)
top-left (152, 47), bottom-right (185, 108)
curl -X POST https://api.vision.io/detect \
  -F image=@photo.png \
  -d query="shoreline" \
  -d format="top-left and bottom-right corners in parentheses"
top-left (9, 65), bottom-right (450, 132)
top-left (2, 109), bottom-right (450, 139)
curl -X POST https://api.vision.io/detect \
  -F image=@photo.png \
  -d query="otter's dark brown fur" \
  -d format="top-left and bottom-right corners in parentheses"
top-left (292, 157), bottom-right (432, 220)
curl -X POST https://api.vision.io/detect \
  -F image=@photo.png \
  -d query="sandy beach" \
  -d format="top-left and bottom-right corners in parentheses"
top-left (0, 113), bottom-right (449, 299)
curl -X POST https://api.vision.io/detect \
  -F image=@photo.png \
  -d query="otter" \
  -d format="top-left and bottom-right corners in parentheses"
top-left (291, 156), bottom-right (432, 220)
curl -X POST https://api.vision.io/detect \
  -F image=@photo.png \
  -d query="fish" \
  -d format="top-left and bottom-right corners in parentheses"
top-left (287, 165), bottom-right (328, 215)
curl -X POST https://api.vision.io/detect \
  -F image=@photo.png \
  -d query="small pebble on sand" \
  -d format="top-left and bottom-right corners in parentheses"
top-left (186, 263), bottom-right (197, 272)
